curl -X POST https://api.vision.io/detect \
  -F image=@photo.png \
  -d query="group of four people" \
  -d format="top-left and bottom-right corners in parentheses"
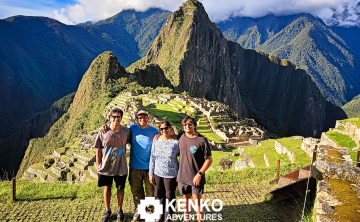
top-left (94, 108), bottom-right (212, 222)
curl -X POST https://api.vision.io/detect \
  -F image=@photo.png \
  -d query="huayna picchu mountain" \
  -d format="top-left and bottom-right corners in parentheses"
top-left (129, 0), bottom-right (346, 137)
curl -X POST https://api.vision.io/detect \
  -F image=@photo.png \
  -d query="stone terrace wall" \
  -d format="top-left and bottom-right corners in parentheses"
top-left (311, 145), bottom-right (360, 221)
top-left (335, 120), bottom-right (360, 146)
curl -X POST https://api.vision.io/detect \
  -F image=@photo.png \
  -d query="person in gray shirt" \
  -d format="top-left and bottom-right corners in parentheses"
top-left (94, 108), bottom-right (131, 222)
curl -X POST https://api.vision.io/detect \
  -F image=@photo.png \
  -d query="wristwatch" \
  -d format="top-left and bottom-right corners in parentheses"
top-left (198, 171), bottom-right (203, 176)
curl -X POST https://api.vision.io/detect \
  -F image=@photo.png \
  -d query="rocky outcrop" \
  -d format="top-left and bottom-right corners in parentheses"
top-left (275, 140), bottom-right (295, 162)
top-left (301, 137), bottom-right (320, 157)
top-left (319, 133), bottom-right (338, 147)
top-left (143, 0), bottom-right (346, 138)
top-left (233, 155), bottom-right (255, 170)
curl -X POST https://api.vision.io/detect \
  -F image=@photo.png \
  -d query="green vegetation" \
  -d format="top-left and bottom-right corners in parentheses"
top-left (144, 103), bottom-right (183, 130)
top-left (199, 132), bottom-right (224, 143)
top-left (242, 139), bottom-right (311, 174)
top-left (342, 94), bottom-right (360, 118)
top-left (341, 118), bottom-right (360, 128)
top-left (277, 138), bottom-right (306, 156)
top-left (327, 178), bottom-right (360, 221)
top-left (326, 130), bottom-right (357, 149)
top-left (150, 86), bottom-right (173, 95)
top-left (326, 130), bottom-right (357, 165)
top-left (16, 52), bottom-right (146, 178)
top-left (220, 14), bottom-right (355, 106)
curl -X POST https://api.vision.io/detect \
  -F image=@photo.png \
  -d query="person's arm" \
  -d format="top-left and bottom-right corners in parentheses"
top-left (94, 131), bottom-right (103, 170)
top-left (192, 156), bottom-right (212, 186)
top-left (96, 149), bottom-right (102, 170)
top-left (149, 142), bottom-right (156, 185)
top-left (192, 138), bottom-right (212, 186)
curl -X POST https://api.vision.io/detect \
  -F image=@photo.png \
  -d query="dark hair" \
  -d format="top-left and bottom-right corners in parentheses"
top-left (181, 116), bottom-right (197, 129)
top-left (159, 121), bottom-right (171, 129)
top-left (110, 108), bottom-right (123, 118)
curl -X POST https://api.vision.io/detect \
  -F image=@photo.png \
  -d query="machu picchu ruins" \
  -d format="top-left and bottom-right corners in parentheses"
top-left (21, 92), bottom-right (268, 182)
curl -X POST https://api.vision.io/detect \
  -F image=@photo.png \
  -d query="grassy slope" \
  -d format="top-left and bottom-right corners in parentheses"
top-left (326, 130), bottom-right (357, 164)
top-left (342, 95), bottom-right (360, 118)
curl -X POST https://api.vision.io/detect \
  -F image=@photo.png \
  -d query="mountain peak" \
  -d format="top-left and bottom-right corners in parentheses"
top-left (137, 0), bottom-right (346, 137)
top-left (70, 51), bottom-right (126, 118)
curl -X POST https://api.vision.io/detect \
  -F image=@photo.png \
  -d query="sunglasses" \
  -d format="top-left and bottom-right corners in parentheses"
top-left (183, 123), bottom-right (193, 127)
top-left (160, 126), bottom-right (170, 131)
top-left (138, 116), bottom-right (148, 120)
top-left (111, 115), bottom-right (122, 119)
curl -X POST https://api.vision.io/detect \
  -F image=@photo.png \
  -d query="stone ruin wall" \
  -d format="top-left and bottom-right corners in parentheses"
top-left (311, 145), bottom-right (360, 222)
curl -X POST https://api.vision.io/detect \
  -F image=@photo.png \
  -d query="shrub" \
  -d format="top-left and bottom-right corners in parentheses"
top-left (218, 156), bottom-right (234, 169)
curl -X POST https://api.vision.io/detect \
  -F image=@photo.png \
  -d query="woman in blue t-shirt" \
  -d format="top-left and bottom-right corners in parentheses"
top-left (149, 121), bottom-right (179, 222)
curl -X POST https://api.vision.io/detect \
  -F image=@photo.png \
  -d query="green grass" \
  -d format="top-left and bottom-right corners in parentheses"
top-left (206, 167), bottom-right (277, 188)
top-left (143, 103), bottom-right (183, 130)
top-left (341, 118), bottom-right (360, 128)
top-left (326, 130), bottom-right (357, 165)
top-left (242, 139), bottom-right (312, 174)
top-left (277, 138), bottom-right (310, 165)
top-left (200, 133), bottom-right (225, 143)
top-left (0, 181), bottom-right (132, 203)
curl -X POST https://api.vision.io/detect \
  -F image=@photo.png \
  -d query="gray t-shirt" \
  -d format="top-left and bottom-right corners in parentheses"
top-left (94, 127), bottom-right (131, 176)
top-left (177, 132), bottom-right (212, 185)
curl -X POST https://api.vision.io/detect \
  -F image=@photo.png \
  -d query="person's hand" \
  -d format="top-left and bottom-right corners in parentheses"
top-left (171, 134), bottom-right (178, 140)
top-left (192, 173), bottom-right (201, 186)
top-left (149, 177), bottom-right (155, 185)
top-left (99, 124), bottom-right (109, 133)
top-left (152, 134), bottom-right (160, 141)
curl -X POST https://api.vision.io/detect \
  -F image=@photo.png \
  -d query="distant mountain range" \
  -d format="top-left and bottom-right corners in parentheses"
top-left (0, 8), bottom-right (171, 140)
top-left (2, 6), bottom-right (360, 142)
top-left (217, 13), bottom-right (360, 106)
top-left (5, 0), bottom-right (350, 178)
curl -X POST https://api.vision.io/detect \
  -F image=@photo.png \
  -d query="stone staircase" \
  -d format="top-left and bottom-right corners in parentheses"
top-left (269, 165), bottom-right (315, 200)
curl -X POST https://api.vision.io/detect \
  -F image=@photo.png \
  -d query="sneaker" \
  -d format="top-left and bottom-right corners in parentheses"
top-left (101, 210), bottom-right (111, 222)
top-left (117, 209), bottom-right (125, 222)
top-left (133, 212), bottom-right (140, 222)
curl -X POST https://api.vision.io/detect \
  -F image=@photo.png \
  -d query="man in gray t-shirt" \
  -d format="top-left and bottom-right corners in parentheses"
top-left (177, 116), bottom-right (212, 222)
top-left (94, 108), bottom-right (131, 222)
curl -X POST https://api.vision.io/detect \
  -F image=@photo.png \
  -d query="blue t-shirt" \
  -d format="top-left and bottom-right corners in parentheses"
top-left (129, 124), bottom-right (160, 170)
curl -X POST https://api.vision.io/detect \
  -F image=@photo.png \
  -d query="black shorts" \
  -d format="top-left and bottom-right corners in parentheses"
top-left (178, 182), bottom-right (204, 195)
top-left (98, 174), bottom-right (127, 190)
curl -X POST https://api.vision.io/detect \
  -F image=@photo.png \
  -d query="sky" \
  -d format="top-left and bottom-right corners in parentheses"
top-left (0, 0), bottom-right (359, 26)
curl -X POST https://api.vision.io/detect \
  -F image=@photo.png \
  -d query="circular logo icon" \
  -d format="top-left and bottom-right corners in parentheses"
top-left (137, 197), bottom-right (163, 221)
top-left (190, 146), bottom-right (197, 153)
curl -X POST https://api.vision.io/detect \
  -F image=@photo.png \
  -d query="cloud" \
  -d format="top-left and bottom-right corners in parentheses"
top-left (1, 0), bottom-right (359, 27)
top-left (53, 0), bottom-right (185, 24)
top-left (201, 0), bottom-right (360, 27)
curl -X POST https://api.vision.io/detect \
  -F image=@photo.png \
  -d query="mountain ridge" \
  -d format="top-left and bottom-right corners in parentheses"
top-left (218, 13), bottom-right (360, 106)
top-left (0, 8), bottom-right (171, 140)
top-left (133, 0), bottom-right (347, 137)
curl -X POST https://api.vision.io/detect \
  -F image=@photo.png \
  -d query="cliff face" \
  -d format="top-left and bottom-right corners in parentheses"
top-left (144, 0), bottom-right (346, 137)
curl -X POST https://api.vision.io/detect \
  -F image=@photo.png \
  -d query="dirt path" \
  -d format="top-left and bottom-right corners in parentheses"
top-left (0, 184), bottom-right (296, 221)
